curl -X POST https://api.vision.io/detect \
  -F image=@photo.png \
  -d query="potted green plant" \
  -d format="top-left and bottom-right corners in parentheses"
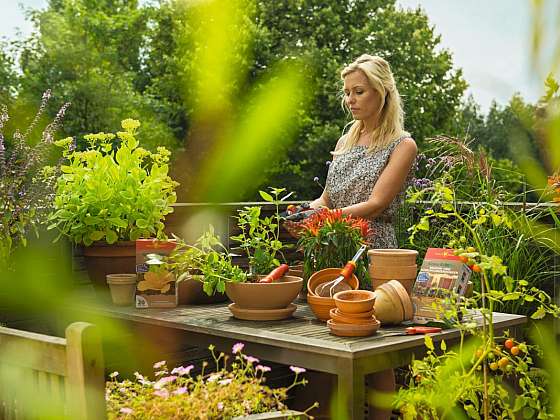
top-left (47, 119), bottom-right (179, 295)
top-left (164, 227), bottom-right (246, 302)
top-left (297, 208), bottom-right (371, 289)
top-left (230, 187), bottom-right (292, 276)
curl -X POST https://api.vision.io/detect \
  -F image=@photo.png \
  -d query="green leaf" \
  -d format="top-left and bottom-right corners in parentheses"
top-left (464, 404), bottom-right (481, 420)
top-left (440, 339), bottom-right (446, 351)
top-left (530, 306), bottom-right (546, 320)
top-left (136, 219), bottom-right (149, 229)
top-left (424, 334), bottom-right (434, 351)
top-left (105, 230), bottom-right (118, 244)
top-left (89, 231), bottom-right (105, 241)
top-left (259, 190), bottom-right (274, 202)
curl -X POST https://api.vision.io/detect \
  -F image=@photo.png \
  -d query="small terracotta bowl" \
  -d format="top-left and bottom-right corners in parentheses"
top-left (333, 290), bottom-right (376, 314)
top-left (331, 307), bottom-right (375, 319)
top-left (329, 308), bottom-right (377, 325)
top-left (307, 293), bottom-right (336, 321)
top-left (307, 268), bottom-right (359, 296)
top-left (327, 319), bottom-right (380, 337)
top-left (225, 275), bottom-right (303, 309)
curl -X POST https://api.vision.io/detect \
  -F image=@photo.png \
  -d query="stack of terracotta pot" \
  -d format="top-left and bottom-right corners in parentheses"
top-left (373, 280), bottom-right (414, 324)
top-left (328, 290), bottom-right (380, 337)
top-left (368, 249), bottom-right (418, 295)
top-left (306, 268), bottom-right (359, 321)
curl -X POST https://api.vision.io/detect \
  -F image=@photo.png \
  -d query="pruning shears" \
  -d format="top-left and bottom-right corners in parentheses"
top-left (383, 326), bottom-right (442, 337)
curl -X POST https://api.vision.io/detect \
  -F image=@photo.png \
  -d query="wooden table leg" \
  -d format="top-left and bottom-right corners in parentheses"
top-left (336, 358), bottom-right (365, 419)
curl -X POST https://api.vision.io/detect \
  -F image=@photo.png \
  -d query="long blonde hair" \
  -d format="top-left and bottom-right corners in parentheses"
top-left (334, 54), bottom-right (409, 155)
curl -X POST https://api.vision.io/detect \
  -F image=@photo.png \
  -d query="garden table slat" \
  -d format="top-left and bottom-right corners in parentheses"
top-left (69, 300), bottom-right (526, 419)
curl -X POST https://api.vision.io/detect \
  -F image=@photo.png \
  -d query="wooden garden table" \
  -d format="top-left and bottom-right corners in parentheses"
top-left (71, 302), bottom-right (526, 419)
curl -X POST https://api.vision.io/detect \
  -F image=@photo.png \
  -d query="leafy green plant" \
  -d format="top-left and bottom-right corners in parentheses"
top-left (47, 119), bottom-right (179, 245)
top-left (397, 174), bottom-right (560, 419)
top-left (230, 187), bottom-right (292, 275)
top-left (165, 227), bottom-right (247, 296)
top-left (297, 208), bottom-right (370, 287)
top-left (0, 91), bottom-right (69, 265)
top-left (106, 342), bottom-right (315, 419)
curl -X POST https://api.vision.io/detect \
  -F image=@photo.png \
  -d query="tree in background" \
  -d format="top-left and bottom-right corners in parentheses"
top-left (5, 0), bottom-right (469, 199)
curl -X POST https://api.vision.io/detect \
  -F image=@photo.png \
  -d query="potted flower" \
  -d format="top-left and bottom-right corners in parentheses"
top-left (230, 187), bottom-right (292, 277)
top-left (164, 227), bottom-right (247, 302)
top-left (298, 208), bottom-right (371, 289)
top-left (47, 119), bottom-right (179, 295)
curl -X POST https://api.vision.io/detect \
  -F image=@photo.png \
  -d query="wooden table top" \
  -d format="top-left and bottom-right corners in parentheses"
top-left (76, 301), bottom-right (526, 360)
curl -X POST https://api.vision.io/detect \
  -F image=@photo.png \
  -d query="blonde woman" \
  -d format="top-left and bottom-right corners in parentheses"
top-left (310, 54), bottom-right (417, 249)
top-left (309, 54), bottom-right (417, 419)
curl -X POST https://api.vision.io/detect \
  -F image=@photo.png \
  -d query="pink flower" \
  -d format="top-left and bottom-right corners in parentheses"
top-left (256, 364), bottom-right (271, 373)
top-left (171, 365), bottom-right (194, 376)
top-left (120, 407), bottom-right (133, 414)
top-left (153, 389), bottom-right (169, 398)
top-left (153, 360), bottom-right (166, 369)
top-left (232, 342), bottom-right (245, 354)
top-left (173, 387), bottom-right (188, 395)
top-left (290, 366), bottom-right (306, 374)
top-left (207, 373), bottom-right (221, 383)
top-left (217, 402), bottom-right (224, 411)
top-left (109, 371), bottom-right (119, 378)
top-left (243, 355), bottom-right (259, 364)
top-left (219, 378), bottom-right (233, 385)
top-left (154, 375), bottom-right (177, 389)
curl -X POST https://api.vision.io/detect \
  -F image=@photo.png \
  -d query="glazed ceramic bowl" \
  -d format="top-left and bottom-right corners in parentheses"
top-left (307, 268), bottom-right (359, 296)
top-left (306, 293), bottom-right (336, 321)
top-left (327, 319), bottom-right (381, 337)
top-left (333, 290), bottom-right (376, 314)
top-left (225, 275), bottom-right (303, 309)
top-left (368, 249), bottom-right (418, 266)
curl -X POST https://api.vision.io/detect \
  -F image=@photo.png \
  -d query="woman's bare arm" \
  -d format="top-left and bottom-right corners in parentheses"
top-left (341, 138), bottom-right (417, 219)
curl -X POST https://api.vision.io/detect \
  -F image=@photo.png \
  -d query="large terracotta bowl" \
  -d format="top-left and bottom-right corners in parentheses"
top-left (306, 293), bottom-right (336, 321)
top-left (307, 268), bottom-right (359, 296)
top-left (368, 249), bottom-right (418, 266)
top-left (225, 275), bottom-right (303, 309)
top-left (333, 290), bottom-right (376, 314)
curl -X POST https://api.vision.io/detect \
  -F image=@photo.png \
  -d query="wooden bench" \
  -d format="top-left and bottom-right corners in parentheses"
top-left (0, 322), bottom-right (106, 420)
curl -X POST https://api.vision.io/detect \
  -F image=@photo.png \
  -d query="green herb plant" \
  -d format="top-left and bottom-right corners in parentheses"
top-left (106, 342), bottom-right (316, 419)
top-left (165, 226), bottom-right (247, 296)
top-left (396, 175), bottom-right (560, 419)
top-left (47, 119), bottom-right (179, 245)
top-left (230, 187), bottom-right (291, 275)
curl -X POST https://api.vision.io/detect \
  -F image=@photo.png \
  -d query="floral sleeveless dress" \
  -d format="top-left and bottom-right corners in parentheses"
top-left (324, 135), bottom-right (412, 249)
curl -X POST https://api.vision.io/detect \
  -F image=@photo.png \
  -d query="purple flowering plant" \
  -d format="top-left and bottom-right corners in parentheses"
top-left (0, 91), bottom-right (70, 265)
top-left (105, 343), bottom-right (316, 419)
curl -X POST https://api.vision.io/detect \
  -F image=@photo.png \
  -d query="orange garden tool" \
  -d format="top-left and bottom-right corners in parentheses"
top-left (382, 326), bottom-right (442, 337)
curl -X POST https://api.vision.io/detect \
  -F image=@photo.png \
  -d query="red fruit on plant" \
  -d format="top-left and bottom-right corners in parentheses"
top-left (504, 339), bottom-right (514, 350)
top-left (472, 264), bottom-right (482, 273)
top-left (459, 256), bottom-right (469, 263)
top-left (489, 362), bottom-right (498, 371)
top-left (510, 346), bottom-right (520, 356)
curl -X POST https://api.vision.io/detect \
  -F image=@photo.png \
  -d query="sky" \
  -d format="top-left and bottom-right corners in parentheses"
top-left (0, 0), bottom-right (557, 112)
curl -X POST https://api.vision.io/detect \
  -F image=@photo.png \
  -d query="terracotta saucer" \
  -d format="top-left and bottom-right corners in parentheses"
top-left (332, 307), bottom-right (375, 319)
top-left (329, 308), bottom-right (378, 325)
top-left (228, 303), bottom-right (297, 321)
top-left (327, 319), bottom-right (381, 337)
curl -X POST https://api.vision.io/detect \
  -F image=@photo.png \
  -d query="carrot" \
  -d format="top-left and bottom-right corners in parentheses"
top-left (259, 264), bottom-right (289, 283)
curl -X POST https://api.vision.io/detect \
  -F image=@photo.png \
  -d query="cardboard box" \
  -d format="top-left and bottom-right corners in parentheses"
top-left (135, 239), bottom-right (178, 308)
top-left (412, 248), bottom-right (472, 323)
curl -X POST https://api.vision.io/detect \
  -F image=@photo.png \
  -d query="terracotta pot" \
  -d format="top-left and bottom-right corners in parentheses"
top-left (177, 274), bottom-right (228, 305)
top-left (327, 319), bottom-right (380, 337)
top-left (331, 307), bottom-right (375, 319)
top-left (373, 286), bottom-right (404, 324)
top-left (83, 241), bottom-right (136, 300)
top-left (306, 293), bottom-right (336, 321)
top-left (106, 274), bottom-right (137, 306)
top-left (225, 275), bottom-right (303, 310)
top-left (329, 308), bottom-right (378, 325)
top-left (333, 290), bottom-right (376, 314)
top-left (369, 264), bottom-right (417, 279)
top-left (372, 278), bottom-right (416, 296)
top-left (368, 249), bottom-right (418, 266)
top-left (307, 268), bottom-right (359, 296)
top-left (385, 280), bottom-right (414, 320)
